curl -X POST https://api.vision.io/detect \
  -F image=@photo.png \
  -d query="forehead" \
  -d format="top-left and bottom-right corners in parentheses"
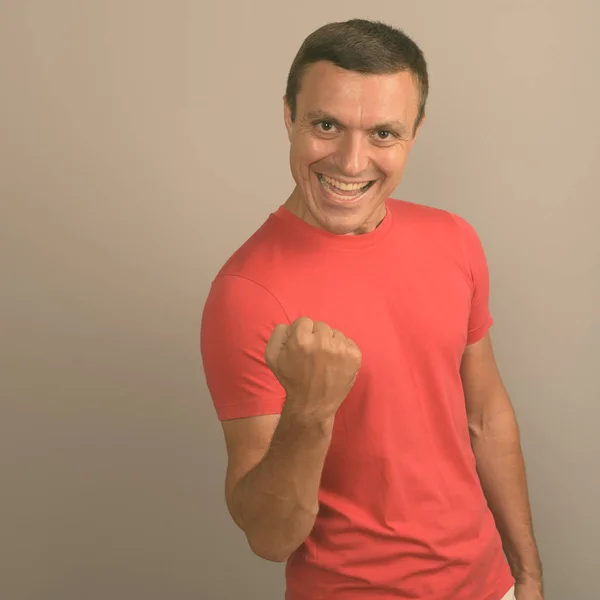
top-left (296, 61), bottom-right (420, 127)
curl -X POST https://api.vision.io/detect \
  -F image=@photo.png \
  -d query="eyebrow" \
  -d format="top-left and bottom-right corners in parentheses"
top-left (302, 109), bottom-right (410, 139)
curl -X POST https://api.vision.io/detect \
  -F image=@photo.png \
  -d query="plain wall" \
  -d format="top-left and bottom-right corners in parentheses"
top-left (2, 1), bottom-right (599, 599)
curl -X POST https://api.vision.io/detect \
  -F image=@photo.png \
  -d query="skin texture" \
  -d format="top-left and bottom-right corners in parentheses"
top-left (462, 333), bottom-right (544, 599)
top-left (223, 317), bottom-right (361, 561)
top-left (219, 60), bottom-right (543, 597)
top-left (283, 61), bottom-right (423, 235)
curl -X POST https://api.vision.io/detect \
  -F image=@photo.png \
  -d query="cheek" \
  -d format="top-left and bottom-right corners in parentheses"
top-left (295, 136), bottom-right (331, 167)
top-left (290, 146), bottom-right (315, 185)
top-left (380, 150), bottom-right (408, 180)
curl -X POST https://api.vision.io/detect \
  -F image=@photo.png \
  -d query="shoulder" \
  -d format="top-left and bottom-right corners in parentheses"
top-left (210, 211), bottom-right (293, 293)
top-left (202, 211), bottom-right (292, 348)
top-left (387, 198), bottom-right (480, 243)
top-left (201, 215), bottom-right (290, 422)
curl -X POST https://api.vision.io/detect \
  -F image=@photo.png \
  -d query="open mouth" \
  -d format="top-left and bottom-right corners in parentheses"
top-left (317, 173), bottom-right (376, 200)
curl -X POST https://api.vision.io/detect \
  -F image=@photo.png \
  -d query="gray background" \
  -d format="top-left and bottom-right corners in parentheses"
top-left (2, 1), bottom-right (599, 599)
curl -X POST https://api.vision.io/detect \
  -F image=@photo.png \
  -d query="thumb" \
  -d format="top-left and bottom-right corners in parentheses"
top-left (265, 323), bottom-right (291, 370)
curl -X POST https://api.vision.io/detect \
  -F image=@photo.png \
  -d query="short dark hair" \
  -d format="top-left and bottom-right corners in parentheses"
top-left (285, 19), bottom-right (429, 136)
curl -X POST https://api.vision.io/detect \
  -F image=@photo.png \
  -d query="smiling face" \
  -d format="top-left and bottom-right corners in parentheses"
top-left (284, 61), bottom-right (424, 235)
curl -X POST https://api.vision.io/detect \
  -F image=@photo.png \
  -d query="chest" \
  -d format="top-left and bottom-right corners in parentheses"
top-left (280, 244), bottom-right (473, 372)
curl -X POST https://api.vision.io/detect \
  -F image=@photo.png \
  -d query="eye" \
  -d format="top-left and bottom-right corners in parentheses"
top-left (376, 130), bottom-right (395, 140)
top-left (315, 120), bottom-right (336, 132)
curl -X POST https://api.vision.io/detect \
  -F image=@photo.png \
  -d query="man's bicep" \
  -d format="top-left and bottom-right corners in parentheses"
top-left (451, 213), bottom-right (494, 345)
top-left (200, 274), bottom-right (288, 421)
top-left (200, 274), bottom-right (288, 525)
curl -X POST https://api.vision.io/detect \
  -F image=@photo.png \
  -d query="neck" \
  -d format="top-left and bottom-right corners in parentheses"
top-left (283, 187), bottom-right (386, 236)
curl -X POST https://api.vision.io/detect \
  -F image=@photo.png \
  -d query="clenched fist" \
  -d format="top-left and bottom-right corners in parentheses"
top-left (265, 317), bottom-right (362, 422)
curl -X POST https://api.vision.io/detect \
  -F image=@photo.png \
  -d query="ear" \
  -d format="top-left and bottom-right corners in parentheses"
top-left (283, 96), bottom-right (293, 141)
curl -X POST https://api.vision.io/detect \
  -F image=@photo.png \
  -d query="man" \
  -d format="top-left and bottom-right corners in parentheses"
top-left (201, 19), bottom-right (543, 600)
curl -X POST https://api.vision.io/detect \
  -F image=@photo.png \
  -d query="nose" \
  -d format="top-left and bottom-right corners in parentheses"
top-left (334, 133), bottom-right (370, 178)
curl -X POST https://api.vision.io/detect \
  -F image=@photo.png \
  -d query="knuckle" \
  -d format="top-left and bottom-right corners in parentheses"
top-left (294, 316), bottom-right (313, 326)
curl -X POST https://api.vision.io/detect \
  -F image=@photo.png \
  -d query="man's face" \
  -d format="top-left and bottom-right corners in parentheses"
top-left (284, 61), bottom-right (423, 235)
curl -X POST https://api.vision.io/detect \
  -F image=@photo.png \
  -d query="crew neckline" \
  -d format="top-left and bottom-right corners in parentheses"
top-left (271, 199), bottom-right (394, 250)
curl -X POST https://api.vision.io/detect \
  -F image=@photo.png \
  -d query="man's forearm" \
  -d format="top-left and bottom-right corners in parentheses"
top-left (232, 408), bottom-right (334, 562)
top-left (470, 407), bottom-right (543, 585)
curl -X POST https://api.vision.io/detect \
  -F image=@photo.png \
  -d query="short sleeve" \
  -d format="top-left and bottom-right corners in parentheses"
top-left (451, 214), bottom-right (494, 345)
top-left (200, 274), bottom-right (289, 421)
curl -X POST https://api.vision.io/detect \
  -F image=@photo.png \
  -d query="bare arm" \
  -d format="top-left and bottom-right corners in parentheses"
top-left (218, 316), bottom-right (361, 563)
top-left (222, 409), bottom-right (333, 562)
top-left (461, 333), bottom-right (543, 594)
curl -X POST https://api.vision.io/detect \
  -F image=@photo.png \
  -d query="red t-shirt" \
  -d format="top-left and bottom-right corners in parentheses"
top-left (200, 198), bottom-right (515, 600)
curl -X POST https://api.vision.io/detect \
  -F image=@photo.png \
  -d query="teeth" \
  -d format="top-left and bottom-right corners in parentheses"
top-left (322, 174), bottom-right (370, 191)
